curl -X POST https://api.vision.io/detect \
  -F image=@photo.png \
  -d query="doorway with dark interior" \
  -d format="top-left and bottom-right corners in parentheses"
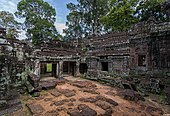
top-left (101, 62), bottom-right (108, 71)
top-left (63, 61), bottom-right (76, 76)
top-left (80, 63), bottom-right (88, 74)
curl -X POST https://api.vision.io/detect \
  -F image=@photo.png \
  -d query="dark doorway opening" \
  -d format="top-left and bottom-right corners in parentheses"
top-left (80, 63), bottom-right (88, 74)
top-left (63, 61), bottom-right (76, 76)
top-left (101, 62), bottom-right (108, 71)
top-left (63, 61), bottom-right (69, 73)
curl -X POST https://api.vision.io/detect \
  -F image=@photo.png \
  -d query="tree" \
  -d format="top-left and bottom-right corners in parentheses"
top-left (64, 0), bottom-right (110, 40)
top-left (100, 0), bottom-right (139, 31)
top-left (63, 3), bottom-right (83, 40)
top-left (0, 11), bottom-right (21, 39)
top-left (15, 0), bottom-right (59, 45)
top-left (135, 0), bottom-right (168, 22)
top-left (162, 0), bottom-right (170, 20)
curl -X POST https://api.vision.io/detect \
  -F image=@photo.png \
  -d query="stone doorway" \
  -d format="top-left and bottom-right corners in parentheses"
top-left (101, 62), bottom-right (108, 71)
top-left (40, 62), bottom-right (59, 78)
top-left (80, 63), bottom-right (88, 74)
top-left (63, 61), bottom-right (76, 76)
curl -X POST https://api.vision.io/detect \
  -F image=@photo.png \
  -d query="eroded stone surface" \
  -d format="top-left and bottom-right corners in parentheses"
top-left (79, 97), bottom-right (97, 103)
top-left (98, 109), bottom-right (113, 116)
top-left (95, 95), bottom-right (118, 106)
top-left (78, 104), bottom-right (97, 116)
top-left (72, 81), bottom-right (97, 88)
top-left (67, 103), bottom-right (74, 106)
top-left (56, 107), bottom-right (65, 112)
top-left (82, 88), bottom-right (99, 94)
top-left (56, 78), bottom-right (68, 85)
top-left (119, 89), bottom-right (145, 101)
top-left (53, 99), bottom-right (69, 106)
top-left (44, 98), bottom-right (53, 102)
top-left (95, 100), bottom-right (111, 110)
top-left (145, 106), bottom-right (163, 115)
top-left (50, 90), bottom-right (61, 97)
top-left (105, 91), bottom-right (116, 96)
top-left (67, 109), bottom-right (82, 116)
top-left (44, 110), bottom-right (59, 116)
top-left (40, 81), bottom-right (57, 90)
top-left (64, 91), bottom-right (76, 97)
top-left (70, 98), bottom-right (76, 102)
top-left (27, 104), bottom-right (44, 115)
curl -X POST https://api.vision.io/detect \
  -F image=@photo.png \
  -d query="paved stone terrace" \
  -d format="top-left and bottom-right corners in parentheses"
top-left (11, 76), bottom-right (167, 116)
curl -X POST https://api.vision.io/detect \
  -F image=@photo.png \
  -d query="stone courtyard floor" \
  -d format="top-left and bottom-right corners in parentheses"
top-left (11, 76), bottom-right (170, 116)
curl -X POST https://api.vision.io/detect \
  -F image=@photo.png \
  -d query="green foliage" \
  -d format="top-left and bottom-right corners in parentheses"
top-left (15, 0), bottom-right (59, 45)
top-left (65, 0), bottom-right (168, 37)
top-left (100, 0), bottom-right (139, 31)
top-left (135, 0), bottom-right (168, 22)
top-left (0, 11), bottom-right (21, 39)
top-left (64, 0), bottom-right (110, 40)
top-left (46, 63), bottom-right (52, 72)
top-left (101, 0), bottom-right (168, 32)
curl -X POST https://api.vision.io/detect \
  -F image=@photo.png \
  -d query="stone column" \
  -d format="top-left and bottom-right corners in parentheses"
top-left (75, 60), bottom-right (81, 77)
top-left (59, 61), bottom-right (63, 78)
top-left (56, 62), bottom-right (59, 78)
top-left (34, 60), bottom-right (40, 78)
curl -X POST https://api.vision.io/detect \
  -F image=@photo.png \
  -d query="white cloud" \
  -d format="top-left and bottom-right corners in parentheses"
top-left (55, 23), bottom-right (67, 35)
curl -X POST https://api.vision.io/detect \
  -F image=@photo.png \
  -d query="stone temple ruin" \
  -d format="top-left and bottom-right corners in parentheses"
top-left (0, 18), bottom-right (170, 115)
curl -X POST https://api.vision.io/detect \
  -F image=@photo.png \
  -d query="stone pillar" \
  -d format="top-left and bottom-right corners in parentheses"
top-left (56, 62), bottom-right (59, 78)
top-left (59, 61), bottom-right (63, 78)
top-left (34, 60), bottom-right (40, 77)
top-left (75, 60), bottom-right (81, 77)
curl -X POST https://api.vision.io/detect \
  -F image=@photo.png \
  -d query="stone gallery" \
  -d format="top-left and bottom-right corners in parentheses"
top-left (0, 17), bottom-right (170, 115)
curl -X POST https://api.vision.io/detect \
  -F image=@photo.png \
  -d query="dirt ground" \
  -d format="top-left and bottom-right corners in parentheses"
top-left (10, 76), bottom-right (170, 116)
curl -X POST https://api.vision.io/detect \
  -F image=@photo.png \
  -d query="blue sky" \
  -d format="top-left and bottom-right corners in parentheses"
top-left (0, 0), bottom-right (77, 39)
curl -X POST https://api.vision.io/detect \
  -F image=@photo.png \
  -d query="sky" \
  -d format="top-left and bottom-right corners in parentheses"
top-left (0, 0), bottom-right (77, 39)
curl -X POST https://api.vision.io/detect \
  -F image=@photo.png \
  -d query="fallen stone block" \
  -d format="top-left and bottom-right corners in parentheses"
top-left (105, 91), bottom-right (116, 96)
top-left (145, 106), bottom-right (163, 115)
top-left (79, 97), bottom-right (97, 103)
top-left (82, 88), bottom-right (99, 94)
top-left (78, 104), bottom-right (97, 116)
top-left (64, 91), bottom-right (76, 97)
top-left (72, 81), bottom-right (97, 88)
top-left (56, 107), bottom-right (65, 111)
top-left (50, 90), bottom-right (61, 97)
top-left (67, 109), bottom-right (83, 116)
top-left (40, 81), bottom-right (57, 90)
top-left (95, 95), bottom-right (118, 106)
top-left (44, 110), bottom-right (59, 116)
top-left (56, 78), bottom-right (68, 85)
top-left (44, 98), bottom-right (53, 102)
top-left (98, 109), bottom-right (113, 116)
top-left (67, 103), bottom-right (74, 106)
top-left (53, 99), bottom-right (69, 106)
top-left (119, 89), bottom-right (145, 101)
top-left (95, 100), bottom-right (111, 110)
top-left (53, 100), bottom-right (65, 106)
top-left (26, 104), bottom-right (44, 115)
top-left (70, 98), bottom-right (76, 102)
